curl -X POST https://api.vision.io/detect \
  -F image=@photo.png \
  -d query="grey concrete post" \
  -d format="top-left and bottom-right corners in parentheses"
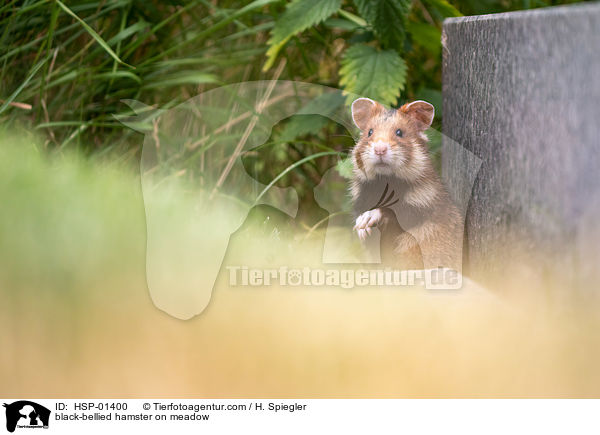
top-left (442, 4), bottom-right (600, 293)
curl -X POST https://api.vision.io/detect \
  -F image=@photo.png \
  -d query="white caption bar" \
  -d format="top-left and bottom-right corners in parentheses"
top-left (1, 399), bottom-right (598, 434)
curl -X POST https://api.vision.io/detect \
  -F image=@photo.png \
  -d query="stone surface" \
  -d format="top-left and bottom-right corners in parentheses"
top-left (441, 4), bottom-right (600, 293)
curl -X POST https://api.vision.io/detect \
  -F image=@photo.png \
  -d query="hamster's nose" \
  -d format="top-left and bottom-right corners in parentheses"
top-left (373, 141), bottom-right (389, 156)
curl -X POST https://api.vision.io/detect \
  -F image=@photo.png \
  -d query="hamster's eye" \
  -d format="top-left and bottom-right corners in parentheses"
top-left (367, 129), bottom-right (373, 137)
top-left (395, 129), bottom-right (403, 137)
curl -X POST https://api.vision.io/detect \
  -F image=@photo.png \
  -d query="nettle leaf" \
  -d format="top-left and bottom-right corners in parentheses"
top-left (353, 0), bottom-right (412, 50)
top-left (339, 44), bottom-right (407, 106)
top-left (264, 0), bottom-right (341, 71)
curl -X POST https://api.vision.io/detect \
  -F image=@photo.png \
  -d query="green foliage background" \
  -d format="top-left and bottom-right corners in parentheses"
top-left (0, 0), bottom-right (587, 192)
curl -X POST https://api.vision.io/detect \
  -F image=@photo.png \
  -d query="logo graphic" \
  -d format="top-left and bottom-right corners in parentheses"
top-left (3, 401), bottom-right (50, 433)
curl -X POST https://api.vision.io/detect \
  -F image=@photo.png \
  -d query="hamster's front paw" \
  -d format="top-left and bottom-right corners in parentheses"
top-left (354, 208), bottom-right (383, 241)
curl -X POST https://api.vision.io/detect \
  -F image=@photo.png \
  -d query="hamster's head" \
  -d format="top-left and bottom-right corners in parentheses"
top-left (351, 98), bottom-right (434, 180)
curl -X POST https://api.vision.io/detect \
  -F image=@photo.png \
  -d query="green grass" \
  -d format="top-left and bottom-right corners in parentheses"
top-left (0, 0), bottom-right (282, 155)
top-left (0, 0), bottom-right (586, 186)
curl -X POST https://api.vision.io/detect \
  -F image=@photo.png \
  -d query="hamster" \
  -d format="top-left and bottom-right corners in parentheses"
top-left (350, 98), bottom-right (462, 271)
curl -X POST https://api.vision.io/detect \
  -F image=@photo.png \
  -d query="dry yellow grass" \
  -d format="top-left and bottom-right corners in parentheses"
top-left (3, 267), bottom-right (600, 398)
top-left (1, 133), bottom-right (599, 398)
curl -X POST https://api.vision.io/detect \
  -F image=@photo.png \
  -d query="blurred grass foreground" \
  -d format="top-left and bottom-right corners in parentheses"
top-left (1, 129), bottom-right (600, 397)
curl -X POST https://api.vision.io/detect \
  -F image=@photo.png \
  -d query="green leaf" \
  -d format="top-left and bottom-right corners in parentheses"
top-left (141, 72), bottom-right (219, 89)
top-left (422, 0), bottom-right (462, 18)
top-left (337, 9), bottom-right (367, 27)
top-left (324, 17), bottom-right (361, 31)
top-left (55, 0), bottom-right (134, 69)
top-left (264, 0), bottom-right (341, 71)
top-left (353, 0), bottom-right (411, 50)
top-left (94, 71), bottom-right (142, 84)
top-left (339, 44), bottom-right (407, 106)
top-left (407, 21), bottom-right (441, 56)
top-left (106, 20), bottom-right (149, 46)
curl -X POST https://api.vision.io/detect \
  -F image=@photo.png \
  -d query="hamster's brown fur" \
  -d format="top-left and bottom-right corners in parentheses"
top-left (350, 98), bottom-right (462, 271)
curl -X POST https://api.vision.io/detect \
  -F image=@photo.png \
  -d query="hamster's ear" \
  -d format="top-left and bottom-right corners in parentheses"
top-left (351, 98), bottom-right (378, 130)
top-left (400, 100), bottom-right (435, 129)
